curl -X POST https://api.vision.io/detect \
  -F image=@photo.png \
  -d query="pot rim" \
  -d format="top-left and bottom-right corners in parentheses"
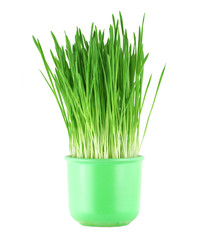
top-left (65, 155), bottom-right (144, 163)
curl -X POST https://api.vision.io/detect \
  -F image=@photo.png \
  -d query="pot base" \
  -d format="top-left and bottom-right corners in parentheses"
top-left (71, 213), bottom-right (138, 227)
top-left (79, 221), bottom-right (131, 227)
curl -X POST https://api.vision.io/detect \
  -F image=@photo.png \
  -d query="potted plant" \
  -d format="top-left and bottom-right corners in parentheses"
top-left (33, 12), bottom-right (165, 227)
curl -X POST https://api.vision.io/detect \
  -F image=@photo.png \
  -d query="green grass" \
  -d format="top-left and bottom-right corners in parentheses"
top-left (33, 12), bottom-right (165, 159)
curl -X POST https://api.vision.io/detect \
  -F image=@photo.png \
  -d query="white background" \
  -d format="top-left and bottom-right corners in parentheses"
top-left (0, 0), bottom-right (205, 239)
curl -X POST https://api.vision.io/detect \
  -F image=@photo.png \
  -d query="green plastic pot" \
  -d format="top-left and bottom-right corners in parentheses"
top-left (65, 156), bottom-right (144, 227)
